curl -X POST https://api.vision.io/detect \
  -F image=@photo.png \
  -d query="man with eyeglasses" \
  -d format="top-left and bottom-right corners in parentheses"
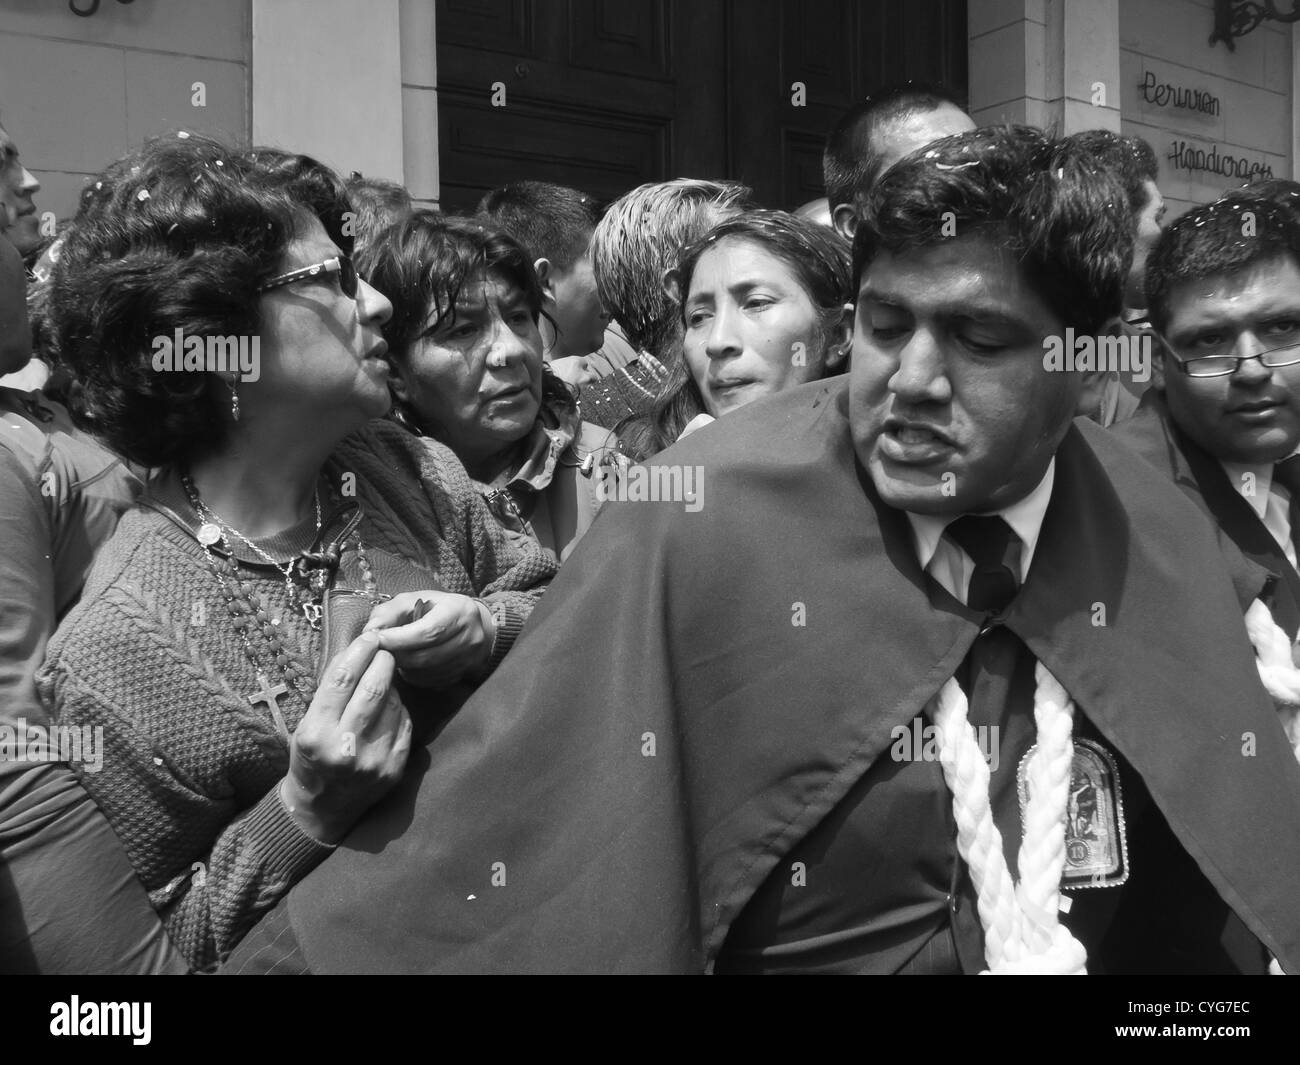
top-left (1114, 192), bottom-right (1300, 637)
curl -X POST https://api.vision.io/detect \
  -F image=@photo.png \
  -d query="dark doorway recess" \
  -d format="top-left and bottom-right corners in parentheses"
top-left (435, 0), bottom-right (967, 212)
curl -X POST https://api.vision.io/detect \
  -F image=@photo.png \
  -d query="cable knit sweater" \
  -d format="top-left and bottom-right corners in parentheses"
top-left (37, 420), bottom-right (557, 971)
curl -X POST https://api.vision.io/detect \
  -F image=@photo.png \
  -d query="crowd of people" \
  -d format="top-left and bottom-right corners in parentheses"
top-left (2, 82), bottom-right (1300, 975)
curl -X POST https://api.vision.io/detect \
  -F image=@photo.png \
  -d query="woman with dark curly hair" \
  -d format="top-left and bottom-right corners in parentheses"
top-left (359, 212), bottom-right (617, 562)
top-left (36, 135), bottom-right (556, 970)
top-left (617, 210), bottom-right (854, 461)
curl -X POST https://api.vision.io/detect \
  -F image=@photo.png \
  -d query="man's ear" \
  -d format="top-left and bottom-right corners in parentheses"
top-left (825, 302), bottom-right (855, 372)
top-left (1151, 335), bottom-right (1167, 391)
top-left (831, 204), bottom-right (857, 242)
top-left (1075, 368), bottom-right (1109, 421)
top-left (533, 257), bottom-right (557, 303)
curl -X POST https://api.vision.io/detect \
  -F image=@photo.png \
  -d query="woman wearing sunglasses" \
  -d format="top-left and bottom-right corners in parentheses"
top-left (36, 135), bottom-right (557, 971)
top-left (359, 213), bottom-right (618, 563)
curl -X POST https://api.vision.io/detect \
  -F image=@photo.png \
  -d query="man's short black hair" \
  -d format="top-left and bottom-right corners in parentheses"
top-left (822, 82), bottom-right (966, 212)
top-left (1145, 192), bottom-right (1300, 334)
top-left (854, 125), bottom-right (1132, 337)
top-left (475, 180), bottom-right (602, 272)
top-left (344, 174), bottom-right (414, 254)
top-left (1232, 177), bottom-right (1300, 209)
top-left (1062, 130), bottom-right (1158, 218)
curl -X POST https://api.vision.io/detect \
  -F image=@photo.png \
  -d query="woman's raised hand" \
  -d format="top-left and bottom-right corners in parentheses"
top-left (280, 631), bottom-right (412, 844)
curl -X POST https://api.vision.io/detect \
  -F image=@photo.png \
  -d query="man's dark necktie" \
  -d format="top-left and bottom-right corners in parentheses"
top-left (1272, 455), bottom-right (1300, 566)
top-left (945, 515), bottom-right (1021, 617)
top-left (942, 514), bottom-right (1030, 933)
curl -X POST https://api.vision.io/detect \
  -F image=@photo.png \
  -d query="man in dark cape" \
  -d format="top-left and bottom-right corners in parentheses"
top-left (1111, 191), bottom-right (1300, 638)
top-left (1115, 389), bottom-right (1300, 636)
top-left (227, 128), bottom-right (1300, 975)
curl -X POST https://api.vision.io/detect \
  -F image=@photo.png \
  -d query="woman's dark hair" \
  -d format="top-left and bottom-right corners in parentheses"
top-left (356, 211), bottom-right (575, 440)
top-left (48, 133), bottom-right (340, 467)
top-left (855, 124), bottom-right (1131, 338)
top-left (617, 209), bottom-right (852, 461)
top-left (243, 145), bottom-right (356, 258)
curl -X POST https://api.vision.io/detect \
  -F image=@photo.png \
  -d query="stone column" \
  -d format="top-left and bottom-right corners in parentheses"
top-left (400, 0), bottom-right (439, 209)
top-left (968, 0), bottom-right (1121, 134)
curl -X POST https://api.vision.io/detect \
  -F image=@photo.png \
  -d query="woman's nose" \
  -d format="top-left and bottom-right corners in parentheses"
top-left (486, 320), bottom-right (532, 370)
top-left (357, 278), bottom-right (393, 326)
top-left (704, 305), bottom-right (742, 360)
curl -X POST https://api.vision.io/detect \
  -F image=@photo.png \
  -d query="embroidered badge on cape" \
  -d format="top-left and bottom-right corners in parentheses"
top-left (1017, 737), bottom-right (1129, 890)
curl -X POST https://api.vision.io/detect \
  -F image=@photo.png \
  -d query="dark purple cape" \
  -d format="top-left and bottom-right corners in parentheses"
top-left (237, 379), bottom-right (1300, 973)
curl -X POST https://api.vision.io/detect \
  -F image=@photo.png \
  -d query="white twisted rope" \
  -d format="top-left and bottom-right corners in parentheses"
top-left (1242, 598), bottom-right (1300, 976)
top-left (1245, 598), bottom-right (1300, 762)
top-left (1017, 666), bottom-right (1077, 952)
top-left (931, 662), bottom-right (1088, 975)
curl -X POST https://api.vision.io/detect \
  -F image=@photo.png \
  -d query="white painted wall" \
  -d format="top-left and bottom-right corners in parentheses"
top-left (1121, 0), bottom-right (1292, 218)
top-left (251, 0), bottom-right (404, 183)
top-left (969, 0), bottom-right (1293, 219)
top-left (0, 0), bottom-right (250, 230)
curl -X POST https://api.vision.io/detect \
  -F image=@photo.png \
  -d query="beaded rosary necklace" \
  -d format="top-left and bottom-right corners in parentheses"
top-left (180, 471), bottom-right (380, 739)
top-left (184, 473), bottom-right (324, 625)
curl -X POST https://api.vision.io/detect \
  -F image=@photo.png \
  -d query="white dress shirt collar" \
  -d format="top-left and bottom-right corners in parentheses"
top-left (1221, 447), bottom-right (1300, 569)
top-left (906, 458), bottom-right (1057, 585)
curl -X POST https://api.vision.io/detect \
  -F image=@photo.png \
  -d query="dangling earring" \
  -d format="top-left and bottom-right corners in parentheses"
top-left (229, 378), bottom-right (241, 422)
top-left (390, 399), bottom-right (422, 436)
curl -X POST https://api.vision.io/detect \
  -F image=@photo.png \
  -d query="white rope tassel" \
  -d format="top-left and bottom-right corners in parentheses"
top-left (932, 678), bottom-right (1022, 968)
top-left (1016, 666), bottom-right (1076, 947)
top-left (931, 663), bottom-right (1088, 975)
top-left (1244, 599), bottom-right (1300, 762)
top-left (1244, 599), bottom-right (1300, 975)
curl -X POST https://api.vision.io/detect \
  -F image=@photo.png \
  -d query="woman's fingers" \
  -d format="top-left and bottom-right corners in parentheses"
top-left (337, 647), bottom-right (398, 741)
top-left (363, 593), bottom-right (421, 633)
top-left (308, 631), bottom-right (384, 724)
top-left (373, 595), bottom-right (471, 652)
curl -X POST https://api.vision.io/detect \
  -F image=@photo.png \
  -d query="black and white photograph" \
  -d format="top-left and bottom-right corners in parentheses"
top-left (0, 0), bottom-right (1298, 1033)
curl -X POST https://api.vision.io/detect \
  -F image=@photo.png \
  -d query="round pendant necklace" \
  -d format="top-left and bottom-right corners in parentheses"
top-left (182, 472), bottom-right (323, 626)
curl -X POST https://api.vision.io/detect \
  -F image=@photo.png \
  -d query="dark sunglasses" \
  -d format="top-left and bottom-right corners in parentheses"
top-left (257, 255), bottom-right (359, 300)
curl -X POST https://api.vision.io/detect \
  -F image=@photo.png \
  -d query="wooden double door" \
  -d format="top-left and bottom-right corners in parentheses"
top-left (436, 0), bottom-right (967, 212)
